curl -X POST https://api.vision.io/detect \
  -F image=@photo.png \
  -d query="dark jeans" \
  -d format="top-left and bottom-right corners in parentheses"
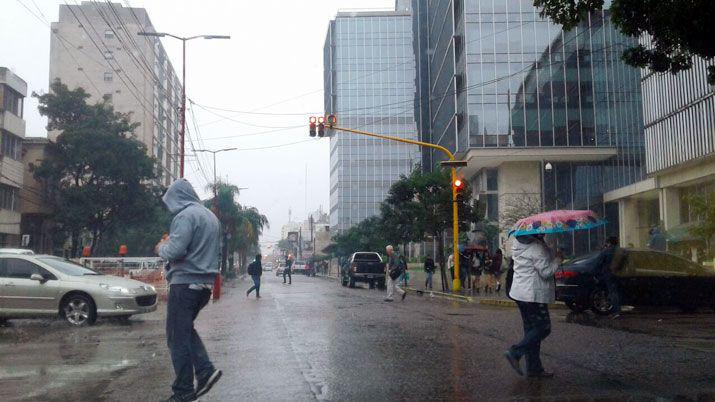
top-left (283, 268), bottom-right (292, 284)
top-left (166, 284), bottom-right (214, 396)
top-left (511, 301), bottom-right (551, 375)
top-left (247, 275), bottom-right (261, 296)
top-left (425, 271), bottom-right (434, 289)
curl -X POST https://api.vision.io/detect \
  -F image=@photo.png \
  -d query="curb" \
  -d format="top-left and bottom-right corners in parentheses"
top-left (405, 287), bottom-right (473, 303)
top-left (478, 298), bottom-right (568, 310)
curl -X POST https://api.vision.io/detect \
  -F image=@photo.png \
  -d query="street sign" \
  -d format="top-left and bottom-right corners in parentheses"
top-left (21, 234), bottom-right (30, 247)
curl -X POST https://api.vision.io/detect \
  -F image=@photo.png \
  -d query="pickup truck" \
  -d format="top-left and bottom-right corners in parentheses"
top-left (341, 252), bottom-right (386, 289)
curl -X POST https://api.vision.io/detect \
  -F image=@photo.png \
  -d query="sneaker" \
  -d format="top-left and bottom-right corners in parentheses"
top-left (504, 351), bottom-right (524, 376)
top-left (195, 369), bottom-right (222, 398)
top-left (163, 393), bottom-right (196, 402)
top-left (496, 282), bottom-right (502, 292)
top-left (383, 298), bottom-right (394, 302)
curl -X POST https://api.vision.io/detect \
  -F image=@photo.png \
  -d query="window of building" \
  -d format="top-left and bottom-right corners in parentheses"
top-left (1, 131), bottom-right (22, 160)
top-left (0, 184), bottom-right (19, 212)
top-left (1, 87), bottom-right (24, 117)
top-left (104, 29), bottom-right (114, 39)
top-left (103, 71), bottom-right (113, 82)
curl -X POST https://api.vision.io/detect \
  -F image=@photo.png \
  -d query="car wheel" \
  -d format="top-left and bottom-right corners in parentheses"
top-left (62, 294), bottom-right (97, 326)
top-left (348, 276), bottom-right (356, 288)
top-left (590, 288), bottom-right (616, 316)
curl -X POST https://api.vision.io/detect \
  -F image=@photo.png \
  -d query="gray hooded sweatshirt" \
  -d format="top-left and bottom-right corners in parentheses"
top-left (159, 179), bottom-right (220, 285)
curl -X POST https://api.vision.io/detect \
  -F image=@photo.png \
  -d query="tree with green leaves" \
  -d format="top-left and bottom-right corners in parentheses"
top-left (534, 0), bottom-right (715, 84)
top-left (205, 181), bottom-right (269, 275)
top-left (33, 81), bottom-right (159, 257)
top-left (688, 191), bottom-right (715, 258)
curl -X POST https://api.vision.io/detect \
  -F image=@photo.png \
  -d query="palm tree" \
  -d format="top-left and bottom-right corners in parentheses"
top-left (205, 181), bottom-right (269, 275)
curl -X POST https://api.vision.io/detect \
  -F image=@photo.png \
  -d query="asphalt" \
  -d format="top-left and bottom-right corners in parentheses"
top-left (1, 273), bottom-right (714, 401)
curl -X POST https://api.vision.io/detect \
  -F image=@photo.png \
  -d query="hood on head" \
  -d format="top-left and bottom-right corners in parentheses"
top-left (162, 178), bottom-right (200, 214)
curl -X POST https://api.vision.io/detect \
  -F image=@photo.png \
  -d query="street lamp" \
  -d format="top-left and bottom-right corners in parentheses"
top-left (137, 31), bottom-right (231, 179)
top-left (194, 148), bottom-right (238, 195)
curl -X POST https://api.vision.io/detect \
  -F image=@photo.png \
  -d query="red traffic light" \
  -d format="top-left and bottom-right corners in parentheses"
top-left (317, 116), bottom-right (325, 124)
top-left (318, 122), bottom-right (325, 137)
top-left (309, 116), bottom-right (317, 123)
top-left (454, 179), bottom-right (464, 190)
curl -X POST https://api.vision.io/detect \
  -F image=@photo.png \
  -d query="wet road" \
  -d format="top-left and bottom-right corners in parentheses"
top-left (1, 274), bottom-right (714, 401)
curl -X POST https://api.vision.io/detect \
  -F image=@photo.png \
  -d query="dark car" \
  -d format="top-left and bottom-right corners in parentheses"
top-left (556, 249), bottom-right (715, 314)
top-left (341, 252), bottom-right (386, 289)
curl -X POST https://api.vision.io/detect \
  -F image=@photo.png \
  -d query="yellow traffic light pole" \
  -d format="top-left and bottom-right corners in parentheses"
top-left (326, 123), bottom-right (463, 292)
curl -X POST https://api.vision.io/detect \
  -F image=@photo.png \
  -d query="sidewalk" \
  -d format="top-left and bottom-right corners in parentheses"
top-left (404, 267), bottom-right (567, 309)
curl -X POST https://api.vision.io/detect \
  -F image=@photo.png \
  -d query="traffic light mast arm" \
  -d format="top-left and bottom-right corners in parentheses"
top-left (328, 125), bottom-right (456, 161)
top-left (328, 125), bottom-right (463, 292)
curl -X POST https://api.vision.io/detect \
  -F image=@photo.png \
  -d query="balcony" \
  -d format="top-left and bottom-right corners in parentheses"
top-left (0, 111), bottom-right (26, 137)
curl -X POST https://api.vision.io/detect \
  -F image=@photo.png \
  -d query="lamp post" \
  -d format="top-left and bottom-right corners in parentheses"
top-left (194, 148), bottom-right (239, 195)
top-left (194, 147), bottom-right (237, 300)
top-left (137, 31), bottom-right (230, 178)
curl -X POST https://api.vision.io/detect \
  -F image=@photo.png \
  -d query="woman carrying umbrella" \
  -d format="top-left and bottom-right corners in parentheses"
top-left (504, 210), bottom-right (604, 378)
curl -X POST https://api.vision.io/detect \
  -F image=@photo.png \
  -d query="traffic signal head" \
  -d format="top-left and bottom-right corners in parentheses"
top-left (317, 116), bottom-right (325, 137)
top-left (309, 116), bottom-right (317, 137)
top-left (453, 178), bottom-right (465, 191)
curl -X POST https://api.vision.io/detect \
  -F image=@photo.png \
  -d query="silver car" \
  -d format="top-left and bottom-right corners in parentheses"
top-left (0, 255), bottom-right (158, 326)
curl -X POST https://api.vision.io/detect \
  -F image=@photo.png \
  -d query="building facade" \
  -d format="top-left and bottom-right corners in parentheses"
top-left (324, 1), bottom-right (420, 233)
top-left (0, 68), bottom-right (27, 247)
top-left (605, 55), bottom-right (715, 261)
top-left (412, 0), bottom-right (646, 255)
top-left (20, 137), bottom-right (55, 254)
top-left (50, 2), bottom-right (182, 186)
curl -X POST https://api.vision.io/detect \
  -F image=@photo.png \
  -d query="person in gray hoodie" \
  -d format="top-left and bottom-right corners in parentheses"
top-left (504, 234), bottom-right (562, 379)
top-left (156, 178), bottom-right (222, 402)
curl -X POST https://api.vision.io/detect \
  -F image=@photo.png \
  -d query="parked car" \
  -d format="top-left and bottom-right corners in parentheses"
top-left (556, 249), bottom-right (715, 314)
top-left (0, 254), bottom-right (158, 326)
top-left (0, 248), bottom-right (34, 255)
top-left (341, 252), bottom-right (386, 289)
top-left (292, 261), bottom-right (308, 275)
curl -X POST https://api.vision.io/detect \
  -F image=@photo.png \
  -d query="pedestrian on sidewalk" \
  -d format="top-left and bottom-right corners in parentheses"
top-left (504, 234), bottom-right (562, 379)
top-left (595, 236), bottom-right (624, 314)
top-left (155, 178), bottom-right (223, 402)
top-left (471, 250), bottom-right (484, 294)
top-left (283, 254), bottom-right (293, 285)
top-left (424, 255), bottom-right (436, 290)
top-left (490, 248), bottom-right (504, 294)
top-left (384, 245), bottom-right (406, 302)
top-left (246, 254), bottom-right (263, 298)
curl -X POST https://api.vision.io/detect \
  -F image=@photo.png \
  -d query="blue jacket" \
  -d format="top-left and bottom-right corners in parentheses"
top-left (159, 179), bottom-right (220, 285)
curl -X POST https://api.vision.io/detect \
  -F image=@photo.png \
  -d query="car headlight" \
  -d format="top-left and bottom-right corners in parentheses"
top-left (99, 283), bottom-right (136, 294)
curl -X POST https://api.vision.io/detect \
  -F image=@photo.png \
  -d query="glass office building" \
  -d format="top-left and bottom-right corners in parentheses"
top-left (412, 0), bottom-right (645, 255)
top-left (324, 3), bottom-right (420, 233)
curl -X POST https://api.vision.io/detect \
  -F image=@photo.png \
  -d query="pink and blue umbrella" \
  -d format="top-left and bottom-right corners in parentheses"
top-left (508, 210), bottom-right (606, 237)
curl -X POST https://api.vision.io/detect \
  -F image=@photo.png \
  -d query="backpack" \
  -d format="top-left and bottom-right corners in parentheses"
top-left (505, 258), bottom-right (515, 301)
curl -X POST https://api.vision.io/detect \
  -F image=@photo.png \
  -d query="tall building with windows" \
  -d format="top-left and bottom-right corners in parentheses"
top-left (324, 1), bottom-right (420, 233)
top-left (412, 0), bottom-right (645, 255)
top-left (0, 67), bottom-right (27, 246)
top-left (605, 55), bottom-right (715, 258)
top-left (49, 2), bottom-right (182, 186)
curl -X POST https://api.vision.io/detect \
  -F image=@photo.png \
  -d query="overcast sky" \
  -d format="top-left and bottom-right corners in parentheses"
top-left (0, 0), bottom-right (395, 246)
